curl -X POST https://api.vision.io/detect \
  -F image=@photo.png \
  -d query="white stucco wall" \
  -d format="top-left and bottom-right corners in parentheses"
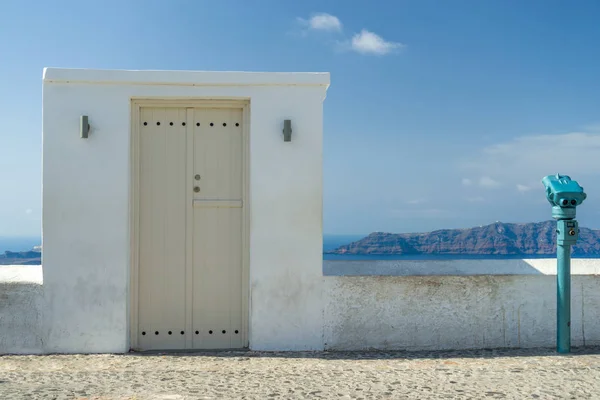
top-left (42, 68), bottom-right (329, 353)
top-left (0, 266), bottom-right (44, 354)
top-left (323, 260), bottom-right (600, 351)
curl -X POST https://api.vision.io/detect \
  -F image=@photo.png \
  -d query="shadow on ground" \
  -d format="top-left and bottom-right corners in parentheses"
top-left (117, 346), bottom-right (600, 360)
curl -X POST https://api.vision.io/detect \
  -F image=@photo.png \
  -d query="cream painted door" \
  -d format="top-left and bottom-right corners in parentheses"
top-left (191, 108), bottom-right (244, 349)
top-left (137, 106), bottom-right (244, 351)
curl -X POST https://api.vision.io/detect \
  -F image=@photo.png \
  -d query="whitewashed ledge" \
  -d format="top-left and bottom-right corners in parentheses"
top-left (323, 258), bottom-right (600, 276)
top-left (0, 265), bottom-right (43, 283)
top-left (0, 265), bottom-right (44, 354)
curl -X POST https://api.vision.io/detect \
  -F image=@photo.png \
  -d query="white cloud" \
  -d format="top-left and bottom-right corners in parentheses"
top-left (462, 178), bottom-right (472, 186)
top-left (309, 13), bottom-right (342, 31)
top-left (517, 184), bottom-right (532, 192)
top-left (584, 123), bottom-right (600, 132)
top-left (350, 29), bottom-right (404, 55)
top-left (479, 176), bottom-right (501, 188)
top-left (25, 209), bottom-right (32, 214)
top-left (460, 131), bottom-right (600, 184)
top-left (294, 15), bottom-right (404, 56)
top-left (297, 13), bottom-right (342, 32)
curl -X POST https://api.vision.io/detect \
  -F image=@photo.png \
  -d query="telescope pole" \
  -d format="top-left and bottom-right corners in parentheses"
top-left (556, 239), bottom-right (571, 354)
top-left (555, 219), bottom-right (578, 354)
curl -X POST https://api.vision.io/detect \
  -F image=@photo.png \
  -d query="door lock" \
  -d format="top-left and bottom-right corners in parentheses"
top-left (195, 174), bottom-right (201, 180)
top-left (194, 186), bottom-right (200, 193)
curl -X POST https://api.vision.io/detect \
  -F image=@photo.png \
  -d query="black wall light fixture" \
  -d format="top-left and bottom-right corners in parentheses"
top-left (80, 115), bottom-right (91, 138)
top-left (283, 119), bottom-right (292, 142)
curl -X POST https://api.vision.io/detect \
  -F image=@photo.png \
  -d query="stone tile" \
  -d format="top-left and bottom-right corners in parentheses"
top-left (1, 347), bottom-right (599, 399)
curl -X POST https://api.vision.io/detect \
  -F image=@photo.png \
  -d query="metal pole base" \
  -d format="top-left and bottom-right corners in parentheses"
top-left (556, 219), bottom-right (577, 354)
top-left (557, 243), bottom-right (571, 354)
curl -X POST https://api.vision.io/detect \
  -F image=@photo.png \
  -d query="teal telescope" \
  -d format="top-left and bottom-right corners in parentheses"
top-left (541, 174), bottom-right (586, 353)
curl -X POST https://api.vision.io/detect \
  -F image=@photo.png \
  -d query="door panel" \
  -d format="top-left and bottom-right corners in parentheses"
top-left (191, 108), bottom-right (244, 349)
top-left (138, 107), bottom-right (188, 350)
top-left (192, 109), bottom-right (243, 200)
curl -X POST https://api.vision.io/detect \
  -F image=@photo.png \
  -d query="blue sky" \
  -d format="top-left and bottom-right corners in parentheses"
top-left (1, 0), bottom-right (600, 237)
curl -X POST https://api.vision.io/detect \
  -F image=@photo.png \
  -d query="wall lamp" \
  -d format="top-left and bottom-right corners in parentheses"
top-left (283, 119), bottom-right (292, 142)
top-left (80, 115), bottom-right (91, 138)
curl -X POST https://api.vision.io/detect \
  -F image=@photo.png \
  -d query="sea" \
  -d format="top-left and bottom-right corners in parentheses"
top-left (0, 236), bottom-right (41, 253)
top-left (0, 235), bottom-right (597, 260)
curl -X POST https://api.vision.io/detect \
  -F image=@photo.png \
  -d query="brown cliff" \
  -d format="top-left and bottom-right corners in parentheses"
top-left (327, 221), bottom-right (600, 256)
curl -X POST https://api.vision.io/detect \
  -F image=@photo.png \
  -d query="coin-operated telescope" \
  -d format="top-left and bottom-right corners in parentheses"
top-left (541, 174), bottom-right (587, 354)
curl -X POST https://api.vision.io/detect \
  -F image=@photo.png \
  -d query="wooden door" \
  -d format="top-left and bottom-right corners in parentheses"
top-left (136, 106), bottom-right (245, 351)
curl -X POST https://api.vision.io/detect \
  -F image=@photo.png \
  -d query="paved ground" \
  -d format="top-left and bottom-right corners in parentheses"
top-left (1, 347), bottom-right (600, 399)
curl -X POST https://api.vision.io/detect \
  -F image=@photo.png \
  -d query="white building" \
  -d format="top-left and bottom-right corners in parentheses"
top-left (40, 68), bottom-right (329, 353)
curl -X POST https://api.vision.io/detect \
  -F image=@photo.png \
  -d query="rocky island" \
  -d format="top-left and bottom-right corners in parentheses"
top-left (0, 248), bottom-right (41, 265)
top-left (327, 220), bottom-right (600, 256)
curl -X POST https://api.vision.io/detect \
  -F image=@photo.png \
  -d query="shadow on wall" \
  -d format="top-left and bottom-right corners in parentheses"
top-left (323, 259), bottom-right (548, 276)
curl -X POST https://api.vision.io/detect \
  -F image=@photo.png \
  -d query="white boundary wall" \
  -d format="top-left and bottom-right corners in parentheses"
top-left (323, 259), bottom-right (600, 351)
top-left (3, 259), bottom-right (600, 353)
top-left (324, 275), bottom-right (600, 350)
top-left (0, 266), bottom-right (44, 354)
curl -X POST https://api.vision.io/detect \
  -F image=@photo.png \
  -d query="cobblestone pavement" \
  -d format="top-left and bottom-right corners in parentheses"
top-left (1, 347), bottom-right (600, 399)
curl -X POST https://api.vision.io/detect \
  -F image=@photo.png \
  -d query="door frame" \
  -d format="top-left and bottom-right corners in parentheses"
top-left (128, 98), bottom-right (251, 351)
